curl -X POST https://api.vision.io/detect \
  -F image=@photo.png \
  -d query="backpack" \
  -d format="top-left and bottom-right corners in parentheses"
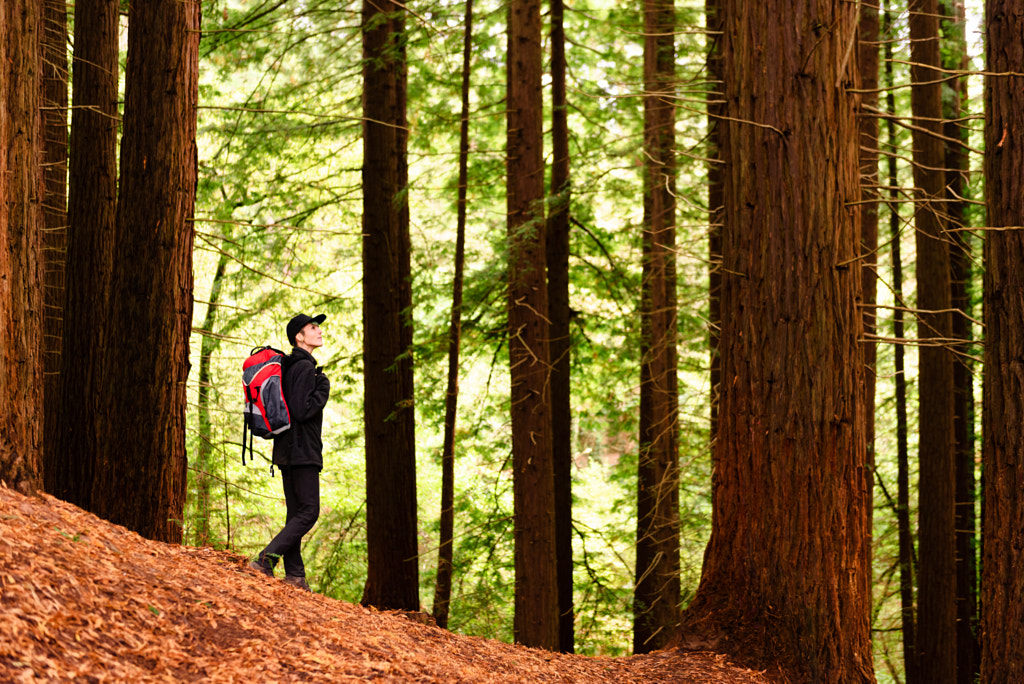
top-left (242, 346), bottom-right (292, 465)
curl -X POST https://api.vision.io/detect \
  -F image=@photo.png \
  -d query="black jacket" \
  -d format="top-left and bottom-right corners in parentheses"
top-left (273, 347), bottom-right (330, 469)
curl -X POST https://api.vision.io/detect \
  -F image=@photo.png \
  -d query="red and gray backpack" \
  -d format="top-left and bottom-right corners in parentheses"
top-left (242, 346), bottom-right (292, 465)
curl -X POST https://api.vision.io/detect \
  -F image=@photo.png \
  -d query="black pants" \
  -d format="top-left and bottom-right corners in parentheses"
top-left (259, 465), bottom-right (320, 578)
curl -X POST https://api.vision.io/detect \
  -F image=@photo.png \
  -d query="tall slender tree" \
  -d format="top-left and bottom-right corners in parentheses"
top-left (980, 2), bottom-right (1024, 681)
top-left (47, 0), bottom-right (120, 506)
top-left (194, 251), bottom-right (230, 546)
top-left (857, 0), bottom-right (880, 615)
top-left (432, 0), bottom-right (474, 630)
top-left (679, 0), bottom-right (873, 678)
top-left (91, 0), bottom-right (200, 543)
top-left (634, 0), bottom-right (680, 654)
top-left (547, 0), bottom-right (574, 654)
top-left (361, 0), bottom-right (419, 611)
top-left (507, 0), bottom-right (558, 650)
top-left (939, 4), bottom-right (979, 681)
top-left (883, 5), bottom-right (917, 678)
top-left (41, 0), bottom-right (68, 451)
top-left (1, 0), bottom-right (46, 494)
top-left (908, 1), bottom-right (956, 679)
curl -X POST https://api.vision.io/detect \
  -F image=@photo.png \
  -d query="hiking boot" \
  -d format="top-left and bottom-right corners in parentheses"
top-left (248, 559), bottom-right (274, 578)
top-left (283, 575), bottom-right (311, 592)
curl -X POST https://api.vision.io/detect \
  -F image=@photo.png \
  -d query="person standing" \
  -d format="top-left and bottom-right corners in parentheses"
top-left (250, 313), bottom-right (330, 591)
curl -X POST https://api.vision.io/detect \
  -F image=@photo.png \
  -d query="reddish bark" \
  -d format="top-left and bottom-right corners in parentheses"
top-left (679, 0), bottom-right (873, 679)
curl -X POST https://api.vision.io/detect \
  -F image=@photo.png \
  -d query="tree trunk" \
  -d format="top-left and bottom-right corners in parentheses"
top-left (507, 0), bottom-right (558, 650)
top-left (0, 0), bottom-right (46, 495)
top-left (706, 0), bottom-right (723, 465)
top-left (883, 4), bottom-right (917, 678)
top-left (432, 0), bottom-right (474, 630)
top-left (980, 3), bottom-right (1024, 681)
top-left (194, 251), bottom-right (230, 547)
top-left (679, 0), bottom-right (873, 679)
top-left (41, 0), bottom-right (68, 460)
top-left (47, 0), bottom-right (120, 507)
top-left (547, 0), bottom-right (574, 654)
top-left (92, 0), bottom-right (200, 543)
top-left (858, 0), bottom-right (880, 619)
top-left (909, 1), bottom-right (956, 680)
top-left (361, 0), bottom-right (419, 611)
top-left (634, 0), bottom-right (680, 654)
top-left (940, 4), bottom-right (978, 682)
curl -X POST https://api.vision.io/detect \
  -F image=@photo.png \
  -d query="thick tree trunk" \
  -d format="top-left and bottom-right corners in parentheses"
top-left (634, 0), bottom-right (680, 655)
top-left (92, 0), bottom-right (199, 543)
top-left (679, 0), bottom-right (873, 679)
top-left (48, 0), bottom-right (120, 506)
top-left (706, 0), bottom-right (723, 467)
top-left (547, 0), bottom-right (574, 655)
top-left (908, 2), bottom-right (956, 680)
top-left (432, 0), bottom-right (473, 631)
top-left (361, 0), bottom-right (419, 612)
top-left (507, 0), bottom-right (558, 650)
top-left (980, 3), bottom-right (1024, 681)
top-left (0, 0), bottom-right (46, 495)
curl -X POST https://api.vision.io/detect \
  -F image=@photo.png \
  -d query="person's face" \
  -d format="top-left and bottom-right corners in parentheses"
top-left (296, 322), bottom-right (323, 350)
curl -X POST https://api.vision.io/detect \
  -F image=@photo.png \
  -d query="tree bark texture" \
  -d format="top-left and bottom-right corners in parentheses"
top-left (507, 0), bottom-right (558, 650)
top-left (361, 0), bottom-right (420, 612)
top-left (93, 0), bottom-right (199, 543)
top-left (0, 0), bottom-right (46, 495)
top-left (857, 0), bottom-right (879, 616)
top-left (47, 0), bottom-right (120, 506)
top-left (41, 0), bottom-right (68, 459)
top-left (432, 0), bottom-right (473, 630)
top-left (980, 3), bottom-right (1024, 681)
top-left (679, 0), bottom-right (873, 679)
top-left (634, 0), bottom-right (680, 655)
top-left (707, 0), bottom-right (723, 443)
top-left (547, 0), bottom-right (574, 654)
top-left (909, 1), bottom-right (956, 680)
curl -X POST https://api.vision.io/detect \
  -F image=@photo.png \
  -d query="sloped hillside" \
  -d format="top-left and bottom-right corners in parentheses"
top-left (0, 484), bottom-right (776, 682)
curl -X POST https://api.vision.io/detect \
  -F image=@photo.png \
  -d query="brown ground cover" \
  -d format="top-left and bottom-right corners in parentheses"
top-left (0, 483), bottom-right (777, 683)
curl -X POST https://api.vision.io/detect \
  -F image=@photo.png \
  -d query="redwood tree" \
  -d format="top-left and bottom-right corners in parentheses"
top-left (47, 0), bottom-right (120, 506)
top-left (980, 2), bottom-right (1024, 681)
top-left (432, 0), bottom-right (474, 629)
top-left (0, 0), bottom-right (46, 494)
top-left (547, 0), bottom-right (574, 653)
top-left (507, 0), bottom-right (558, 650)
top-left (91, 0), bottom-right (200, 543)
top-left (857, 0), bottom-right (880, 614)
top-left (361, 0), bottom-right (420, 611)
top-left (909, 1), bottom-right (956, 679)
top-left (634, 0), bottom-right (680, 654)
top-left (706, 0), bottom-right (723, 441)
top-left (940, 4), bottom-right (978, 681)
top-left (678, 0), bottom-right (873, 678)
top-left (41, 0), bottom-right (68, 450)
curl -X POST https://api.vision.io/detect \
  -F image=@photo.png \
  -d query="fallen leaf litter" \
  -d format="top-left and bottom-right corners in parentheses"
top-left (0, 484), bottom-right (778, 683)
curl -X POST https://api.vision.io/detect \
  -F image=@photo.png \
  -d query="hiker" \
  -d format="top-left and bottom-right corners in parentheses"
top-left (250, 313), bottom-right (330, 591)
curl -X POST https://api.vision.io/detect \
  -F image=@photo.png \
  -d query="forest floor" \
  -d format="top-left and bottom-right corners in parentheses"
top-left (0, 483), bottom-right (779, 683)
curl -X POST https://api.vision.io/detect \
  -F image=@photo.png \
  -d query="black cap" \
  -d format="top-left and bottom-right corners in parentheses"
top-left (287, 313), bottom-right (326, 345)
